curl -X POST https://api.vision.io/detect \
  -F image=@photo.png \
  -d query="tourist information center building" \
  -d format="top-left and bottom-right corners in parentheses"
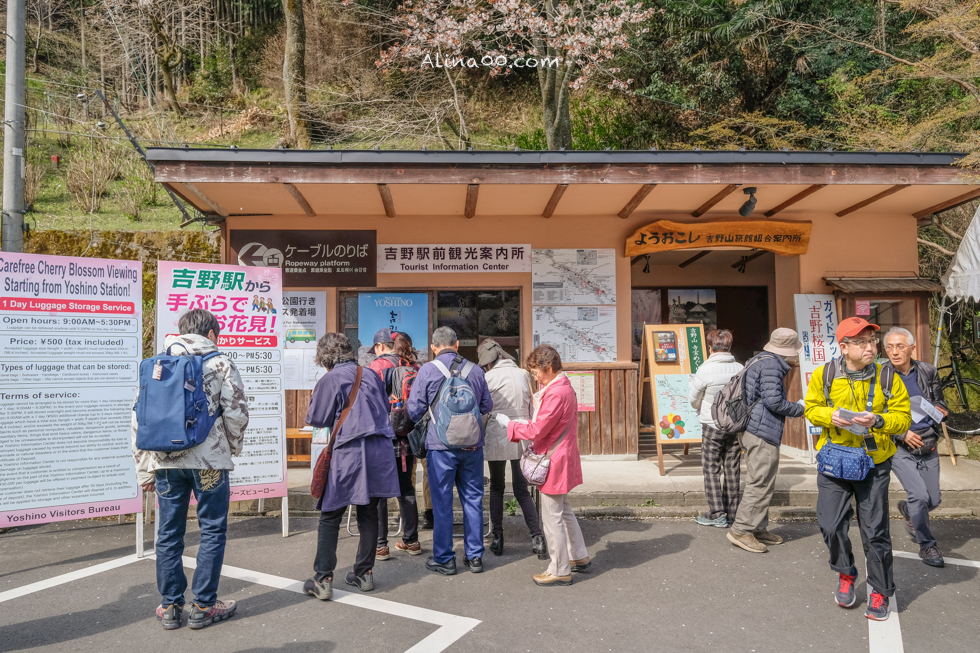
top-left (145, 149), bottom-right (972, 460)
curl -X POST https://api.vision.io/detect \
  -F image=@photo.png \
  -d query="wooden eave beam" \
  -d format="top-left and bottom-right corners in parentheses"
top-left (283, 183), bottom-right (315, 216)
top-left (465, 184), bottom-right (479, 219)
top-left (764, 184), bottom-right (827, 217)
top-left (692, 184), bottom-right (740, 218)
top-left (913, 187), bottom-right (980, 219)
top-left (731, 250), bottom-right (767, 269)
top-left (542, 184), bottom-right (568, 218)
top-left (679, 251), bottom-right (711, 268)
top-left (618, 184), bottom-right (657, 219)
top-left (377, 183), bottom-right (396, 218)
top-left (182, 182), bottom-right (229, 217)
top-left (836, 184), bottom-right (910, 217)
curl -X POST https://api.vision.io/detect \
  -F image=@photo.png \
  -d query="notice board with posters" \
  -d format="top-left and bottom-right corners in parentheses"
top-left (282, 290), bottom-right (327, 391)
top-left (230, 230), bottom-right (376, 287)
top-left (638, 323), bottom-right (706, 475)
top-left (156, 261), bottom-right (287, 504)
top-left (0, 253), bottom-right (143, 529)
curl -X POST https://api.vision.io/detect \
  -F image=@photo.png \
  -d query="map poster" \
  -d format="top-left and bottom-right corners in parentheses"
top-left (532, 249), bottom-right (617, 305)
top-left (0, 252), bottom-right (143, 527)
top-left (532, 305), bottom-right (616, 362)
top-left (565, 371), bottom-right (596, 411)
top-left (156, 261), bottom-right (287, 502)
top-left (654, 375), bottom-right (702, 443)
top-left (282, 291), bottom-right (327, 391)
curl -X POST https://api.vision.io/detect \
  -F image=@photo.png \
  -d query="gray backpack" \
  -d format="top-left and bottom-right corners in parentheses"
top-left (710, 354), bottom-right (772, 435)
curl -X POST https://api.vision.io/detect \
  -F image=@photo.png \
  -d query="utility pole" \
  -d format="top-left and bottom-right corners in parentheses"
top-left (2, 0), bottom-right (27, 252)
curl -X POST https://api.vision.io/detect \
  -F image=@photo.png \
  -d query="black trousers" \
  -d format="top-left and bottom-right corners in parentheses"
top-left (378, 453), bottom-right (419, 546)
top-left (314, 498), bottom-right (380, 582)
top-left (488, 459), bottom-right (541, 538)
top-left (816, 459), bottom-right (895, 597)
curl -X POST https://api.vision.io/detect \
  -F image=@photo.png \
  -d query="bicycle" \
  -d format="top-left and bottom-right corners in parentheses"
top-left (936, 343), bottom-right (980, 435)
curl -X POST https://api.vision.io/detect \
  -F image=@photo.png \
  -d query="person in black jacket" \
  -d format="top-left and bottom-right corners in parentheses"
top-left (727, 328), bottom-right (805, 554)
top-left (882, 327), bottom-right (948, 568)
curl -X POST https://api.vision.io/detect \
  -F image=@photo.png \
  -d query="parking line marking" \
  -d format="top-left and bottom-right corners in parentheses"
top-left (0, 553), bottom-right (144, 604)
top-left (893, 550), bottom-right (980, 568)
top-left (867, 587), bottom-right (903, 653)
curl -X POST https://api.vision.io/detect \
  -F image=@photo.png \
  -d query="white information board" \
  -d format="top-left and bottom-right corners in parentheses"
top-left (532, 249), bottom-right (617, 305)
top-left (532, 305), bottom-right (617, 362)
top-left (794, 294), bottom-right (841, 457)
top-left (283, 290), bottom-right (327, 390)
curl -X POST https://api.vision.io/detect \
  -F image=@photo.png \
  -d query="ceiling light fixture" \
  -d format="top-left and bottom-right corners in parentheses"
top-left (739, 187), bottom-right (758, 217)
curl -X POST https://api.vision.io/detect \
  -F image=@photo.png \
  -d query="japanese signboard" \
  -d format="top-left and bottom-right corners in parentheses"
top-left (566, 371), bottom-right (596, 411)
top-left (685, 326), bottom-right (705, 373)
top-left (625, 219), bottom-right (812, 257)
top-left (282, 291), bottom-right (327, 391)
top-left (0, 252), bottom-right (143, 527)
top-left (157, 261), bottom-right (287, 501)
top-left (358, 293), bottom-right (430, 351)
top-left (231, 230), bottom-right (376, 287)
top-left (794, 294), bottom-right (842, 440)
top-left (378, 244), bottom-right (531, 273)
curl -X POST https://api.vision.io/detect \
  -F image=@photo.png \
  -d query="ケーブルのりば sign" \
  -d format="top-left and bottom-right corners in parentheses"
top-left (625, 219), bottom-right (812, 257)
top-left (231, 230), bottom-right (377, 287)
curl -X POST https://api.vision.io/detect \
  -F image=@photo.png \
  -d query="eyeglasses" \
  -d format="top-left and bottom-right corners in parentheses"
top-left (884, 344), bottom-right (910, 352)
top-left (844, 337), bottom-right (879, 349)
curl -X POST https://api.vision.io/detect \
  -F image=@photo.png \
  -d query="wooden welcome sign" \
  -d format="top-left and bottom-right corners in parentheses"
top-left (625, 219), bottom-right (812, 257)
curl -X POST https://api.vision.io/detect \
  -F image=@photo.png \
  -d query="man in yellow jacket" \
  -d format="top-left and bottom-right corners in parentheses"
top-left (804, 317), bottom-right (911, 622)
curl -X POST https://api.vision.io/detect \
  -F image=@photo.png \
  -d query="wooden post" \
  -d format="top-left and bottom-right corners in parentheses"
top-left (942, 422), bottom-right (957, 466)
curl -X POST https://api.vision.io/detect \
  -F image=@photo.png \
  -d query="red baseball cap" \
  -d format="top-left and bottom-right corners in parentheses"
top-left (836, 317), bottom-right (880, 342)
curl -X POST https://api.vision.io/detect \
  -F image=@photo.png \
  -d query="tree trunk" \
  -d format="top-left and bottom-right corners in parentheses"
top-left (80, 3), bottom-right (86, 70)
top-left (281, 0), bottom-right (310, 148)
top-left (534, 7), bottom-right (573, 150)
top-left (160, 63), bottom-right (183, 117)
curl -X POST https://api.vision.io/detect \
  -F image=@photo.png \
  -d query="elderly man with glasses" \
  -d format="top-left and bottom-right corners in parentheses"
top-left (804, 317), bottom-right (911, 622)
top-left (882, 326), bottom-right (948, 568)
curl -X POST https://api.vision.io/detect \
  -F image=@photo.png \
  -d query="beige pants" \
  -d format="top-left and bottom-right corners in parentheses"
top-left (540, 492), bottom-right (588, 577)
top-left (414, 458), bottom-right (432, 511)
top-left (731, 431), bottom-right (780, 535)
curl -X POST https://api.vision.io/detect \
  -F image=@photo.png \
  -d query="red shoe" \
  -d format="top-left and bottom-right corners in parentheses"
top-left (865, 590), bottom-right (890, 621)
top-left (835, 573), bottom-right (857, 608)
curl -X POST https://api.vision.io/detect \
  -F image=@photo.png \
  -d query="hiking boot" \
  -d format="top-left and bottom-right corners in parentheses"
top-left (489, 534), bottom-right (504, 556)
top-left (727, 529), bottom-right (767, 553)
top-left (533, 572), bottom-right (572, 586)
top-left (920, 545), bottom-right (945, 568)
top-left (835, 573), bottom-right (857, 608)
top-left (865, 590), bottom-right (890, 621)
top-left (156, 603), bottom-right (183, 630)
top-left (188, 600), bottom-right (237, 630)
top-left (345, 570), bottom-right (374, 591)
top-left (571, 557), bottom-right (592, 573)
top-left (695, 514), bottom-right (729, 528)
top-left (426, 556), bottom-right (457, 576)
top-left (532, 534), bottom-right (548, 560)
top-left (303, 576), bottom-right (332, 601)
top-left (421, 510), bottom-right (434, 530)
top-left (754, 530), bottom-right (784, 545)
top-left (464, 557), bottom-right (484, 573)
top-left (376, 545), bottom-right (391, 561)
top-left (396, 541), bottom-right (422, 556)
top-left (897, 500), bottom-right (916, 540)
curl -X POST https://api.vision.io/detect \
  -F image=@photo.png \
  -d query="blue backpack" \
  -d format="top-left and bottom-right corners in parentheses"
top-left (427, 356), bottom-right (482, 449)
top-left (134, 343), bottom-right (224, 452)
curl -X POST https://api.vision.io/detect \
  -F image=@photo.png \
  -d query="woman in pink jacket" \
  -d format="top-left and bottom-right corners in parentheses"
top-left (499, 344), bottom-right (590, 586)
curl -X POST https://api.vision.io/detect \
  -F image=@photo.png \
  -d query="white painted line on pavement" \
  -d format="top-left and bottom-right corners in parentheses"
top-left (867, 587), bottom-right (903, 653)
top-left (893, 550), bottom-right (980, 568)
top-left (0, 553), bottom-right (144, 604)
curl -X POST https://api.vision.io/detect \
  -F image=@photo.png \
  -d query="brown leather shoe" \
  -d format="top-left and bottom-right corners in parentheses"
top-left (727, 530), bottom-right (767, 553)
top-left (570, 557), bottom-right (592, 572)
top-left (533, 572), bottom-right (573, 586)
top-left (754, 530), bottom-right (784, 545)
top-left (376, 545), bottom-right (391, 561)
top-left (396, 541), bottom-right (422, 556)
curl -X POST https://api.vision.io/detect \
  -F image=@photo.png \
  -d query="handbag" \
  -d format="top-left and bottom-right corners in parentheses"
top-left (310, 366), bottom-right (363, 499)
top-left (817, 367), bottom-right (877, 482)
top-left (520, 423), bottom-right (571, 487)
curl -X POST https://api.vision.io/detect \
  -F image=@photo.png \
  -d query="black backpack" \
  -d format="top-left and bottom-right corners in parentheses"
top-left (710, 353), bottom-right (774, 435)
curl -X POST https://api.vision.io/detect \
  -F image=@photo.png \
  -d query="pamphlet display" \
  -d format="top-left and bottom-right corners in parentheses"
top-left (0, 253), bottom-right (143, 527)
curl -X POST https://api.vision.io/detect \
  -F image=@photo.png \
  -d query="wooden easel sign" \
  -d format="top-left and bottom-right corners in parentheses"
top-left (638, 323), bottom-right (706, 475)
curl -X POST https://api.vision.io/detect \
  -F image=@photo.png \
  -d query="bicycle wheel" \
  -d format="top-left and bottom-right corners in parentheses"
top-left (941, 378), bottom-right (980, 435)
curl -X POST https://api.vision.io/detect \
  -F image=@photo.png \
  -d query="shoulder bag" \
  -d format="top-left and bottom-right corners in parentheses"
top-left (310, 365), bottom-right (363, 499)
top-left (815, 363), bottom-right (876, 482)
top-left (520, 423), bottom-right (572, 487)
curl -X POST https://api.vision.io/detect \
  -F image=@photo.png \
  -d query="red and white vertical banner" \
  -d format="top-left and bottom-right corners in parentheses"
top-left (794, 294), bottom-right (842, 451)
top-left (0, 253), bottom-right (143, 527)
top-left (156, 261), bottom-right (287, 501)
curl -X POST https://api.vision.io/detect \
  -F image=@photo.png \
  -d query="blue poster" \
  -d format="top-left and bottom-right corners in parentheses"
top-left (358, 293), bottom-right (429, 351)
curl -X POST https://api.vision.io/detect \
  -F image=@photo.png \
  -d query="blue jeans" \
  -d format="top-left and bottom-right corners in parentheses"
top-left (427, 448), bottom-right (485, 563)
top-left (155, 469), bottom-right (230, 608)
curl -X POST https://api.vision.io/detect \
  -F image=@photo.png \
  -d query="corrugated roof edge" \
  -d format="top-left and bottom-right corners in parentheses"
top-left (143, 148), bottom-right (965, 166)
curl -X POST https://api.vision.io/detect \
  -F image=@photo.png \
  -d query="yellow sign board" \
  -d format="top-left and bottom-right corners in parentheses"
top-left (625, 219), bottom-right (812, 257)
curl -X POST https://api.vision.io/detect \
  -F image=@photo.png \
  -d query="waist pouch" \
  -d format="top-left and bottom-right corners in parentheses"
top-left (817, 442), bottom-right (874, 482)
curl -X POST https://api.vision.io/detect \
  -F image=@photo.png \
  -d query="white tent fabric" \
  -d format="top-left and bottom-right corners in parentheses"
top-left (942, 203), bottom-right (980, 301)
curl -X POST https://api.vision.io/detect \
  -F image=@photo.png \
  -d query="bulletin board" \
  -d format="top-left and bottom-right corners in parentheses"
top-left (638, 323), bottom-right (706, 475)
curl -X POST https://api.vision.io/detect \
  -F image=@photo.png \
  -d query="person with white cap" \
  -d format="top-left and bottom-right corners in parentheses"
top-left (726, 328), bottom-right (805, 555)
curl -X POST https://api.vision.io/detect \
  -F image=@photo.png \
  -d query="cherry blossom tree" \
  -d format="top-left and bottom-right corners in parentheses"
top-left (376, 0), bottom-right (660, 149)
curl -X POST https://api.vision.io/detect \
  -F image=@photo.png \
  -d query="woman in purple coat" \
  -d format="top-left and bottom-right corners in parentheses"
top-left (303, 333), bottom-right (399, 600)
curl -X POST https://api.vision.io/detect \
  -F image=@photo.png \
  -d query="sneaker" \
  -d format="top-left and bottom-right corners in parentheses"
top-left (376, 545), bottom-right (391, 561)
top-left (754, 530), bottom-right (784, 545)
top-left (865, 590), bottom-right (890, 621)
top-left (835, 573), bottom-right (857, 608)
top-left (726, 529), bottom-right (767, 553)
top-left (188, 600), bottom-right (237, 630)
top-left (421, 510), bottom-right (434, 530)
top-left (920, 545), bottom-right (945, 568)
top-left (464, 557), bottom-right (484, 573)
top-left (695, 514), bottom-right (729, 528)
top-left (303, 576), bottom-right (332, 601)
top-left (533, 572), bottom-right (572, 586)
top-left (345, 570), bottom-right (374, 592)
top-left (156, 603), bottom-right (183, 630)
top-left (425, 556), bottom-right (457, 576)
top-left (570, 557), bottom-right (592, 573)
top-left (396, 541), bottom-right (423, 556)
top-left (897, 500), bottom-right (916, 540)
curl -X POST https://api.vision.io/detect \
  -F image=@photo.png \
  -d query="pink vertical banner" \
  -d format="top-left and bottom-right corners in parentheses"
top-left (156, 261), bottom-right (287, 501)
top-left (0, 252), bottom-right (143, 527)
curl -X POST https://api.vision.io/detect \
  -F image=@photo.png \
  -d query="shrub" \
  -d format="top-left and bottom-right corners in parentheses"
top-left (119, 158), bottom-right (156, 222)
top-left (64, 140), bottom-right (124, 212)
